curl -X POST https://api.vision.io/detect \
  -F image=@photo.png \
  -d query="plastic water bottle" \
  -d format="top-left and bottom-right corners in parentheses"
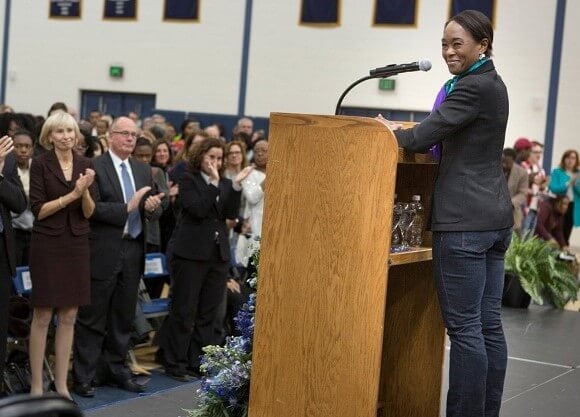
top-left (409, 195), bottom-right (424, 247)
top-left (391, 199), bottom-right (403, 252)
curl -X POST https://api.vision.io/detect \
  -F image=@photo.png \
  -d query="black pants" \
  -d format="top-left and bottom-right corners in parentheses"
top-left (157, 245), bottom-right (228, 372)
top-left (0, 235), bottom-right (11, 393)
top-left (73, 239), bottom-right (143, 384)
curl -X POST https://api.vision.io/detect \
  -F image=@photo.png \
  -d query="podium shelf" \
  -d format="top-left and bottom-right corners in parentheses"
top-left (389, 247), bottom-right (432, 266)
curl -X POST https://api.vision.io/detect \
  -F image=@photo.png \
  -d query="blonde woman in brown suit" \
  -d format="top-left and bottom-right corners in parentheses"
top-left (28, 111), bottom-right (95, 399)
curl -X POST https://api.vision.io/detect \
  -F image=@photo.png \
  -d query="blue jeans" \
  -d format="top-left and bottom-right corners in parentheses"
top-left (433, 228), bottom-right (512, 417)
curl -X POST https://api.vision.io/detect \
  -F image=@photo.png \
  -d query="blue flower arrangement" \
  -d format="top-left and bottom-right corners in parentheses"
top-left (188, 251), bottom-right (259, 417)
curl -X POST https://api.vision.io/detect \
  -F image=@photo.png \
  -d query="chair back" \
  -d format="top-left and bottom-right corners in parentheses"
top-left (144, 252), bottom-right (169, 279)
top-left (12, 266), bottom-right (32, 296)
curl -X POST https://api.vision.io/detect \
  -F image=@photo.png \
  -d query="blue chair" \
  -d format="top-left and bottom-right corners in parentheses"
top-left (8, 266), bottom-right (55, 387)
top-left (140, 253), bottom-right (171, 318)
top-left (12, 266), bottom-right (33, 296)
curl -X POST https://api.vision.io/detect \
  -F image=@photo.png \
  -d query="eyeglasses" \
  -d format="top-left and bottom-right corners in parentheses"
top-left (112, 130), bottom-right (138, 138)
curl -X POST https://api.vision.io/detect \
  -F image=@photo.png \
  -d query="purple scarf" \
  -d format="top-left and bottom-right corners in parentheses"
top-left (428, 58), bottom-right (490, 161)
top-left (428, 85), bottom-right (447, 161)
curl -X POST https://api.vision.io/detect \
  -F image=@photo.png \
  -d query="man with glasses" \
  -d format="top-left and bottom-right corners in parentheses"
top-left (73, 117), bottom-right (164, 397)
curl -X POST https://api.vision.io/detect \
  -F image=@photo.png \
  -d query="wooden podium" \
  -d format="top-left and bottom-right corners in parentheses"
top-left (247, 113), bottom-right (444, 417)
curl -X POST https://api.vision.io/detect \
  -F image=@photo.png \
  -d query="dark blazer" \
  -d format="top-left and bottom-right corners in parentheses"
top-left (89, 152), bottom-right (162, 280)
top-left (395, 60), bottom-right (513, 232)
top-left (172, 171), bottom-right (241, 262)
top-left (29, 151), bottom-right (94, 237)
top-left (0, 153), bottom-right (27, 275)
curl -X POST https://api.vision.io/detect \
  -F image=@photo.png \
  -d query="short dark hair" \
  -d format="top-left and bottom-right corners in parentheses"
top-left (446, 10), bottom-right (493, 57)
top-left (502, 148), bottom-right (516, 160)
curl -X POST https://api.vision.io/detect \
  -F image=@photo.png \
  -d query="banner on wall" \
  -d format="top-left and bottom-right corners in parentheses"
top-left (374, 0), bottom-right (417, 25)
top-left (104, 0), bottom-right (137, 20)
top-left (300, 0), bottom-right (340, 25)
top-left (49, 0), bottom-right (81, 18)
top-left (449, 0), bottom-right (494, 23)
top-left (164, 0), bottom-right (199, 21)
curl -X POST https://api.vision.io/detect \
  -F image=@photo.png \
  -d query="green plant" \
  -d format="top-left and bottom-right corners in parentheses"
top-left (505, 233), bottom-right (579, 309)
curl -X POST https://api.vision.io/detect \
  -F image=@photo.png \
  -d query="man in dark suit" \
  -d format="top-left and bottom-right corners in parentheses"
top-left (0, 136), bottom-right (27, 396)
top-left (73, 117), bottom-right (164, 397)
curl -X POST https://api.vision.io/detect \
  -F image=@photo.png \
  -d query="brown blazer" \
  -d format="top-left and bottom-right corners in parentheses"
top-left (507, 163), bottom-right (529, 233)
top-left (29, 150), bottom-right (94, 236)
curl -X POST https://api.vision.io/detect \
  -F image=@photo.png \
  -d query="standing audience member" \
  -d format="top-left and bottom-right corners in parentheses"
top-left (242, 139), bottom-right (268, 241)
top-left (535, 195), bottom-right (570, 251)
top-left (133, 137), bottom-right (170, 253)
top-left (28, 112), bottom-right (96, 399)
top-left (502, 148), bottom-right (529, 235)
top-left (513, 137), bottom-right (532, 164)
top-left (11, 130), bottom-right (35, 265)
top-left (521, 141), bottom-right (548, 234)
top-left (235, 117), bottom-right (253, 138)
top-left (150, 139), bottom-right (173, 252)
top-left (151, 139), bottom-right (173, 171)
top-left (72, 117), bottom-right (164, 397)
top-left (0, 138), bottom-right (27, 397)
top-left (377, 10), bottom-right (512, 417)
top-left (156, 138), bottom-right (251, 381)
top-left (548, 149), bottom-right (579, 246)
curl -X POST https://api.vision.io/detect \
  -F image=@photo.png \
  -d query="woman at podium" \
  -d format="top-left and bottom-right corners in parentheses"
top-left (378, 10), bottom-right (512, 417)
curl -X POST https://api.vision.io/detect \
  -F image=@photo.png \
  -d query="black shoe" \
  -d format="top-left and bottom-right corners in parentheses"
top-left (165, 368), bottom-right (193, 382)
top-left (108, 378), bottom-right (146, 393)
top-left (73, 382), bottom-right (95, 398)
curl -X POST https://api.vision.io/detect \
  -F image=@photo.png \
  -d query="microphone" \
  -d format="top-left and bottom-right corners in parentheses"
top-left (369, 59), bottom-right (432, 78)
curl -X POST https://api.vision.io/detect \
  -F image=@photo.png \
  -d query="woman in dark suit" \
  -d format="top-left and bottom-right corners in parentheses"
top-left (378, 10), bottom-right (512, 417)
top-left (28, 111), bottom-right (95, 399)
top-left (156, 138), bottom-right (252, 381)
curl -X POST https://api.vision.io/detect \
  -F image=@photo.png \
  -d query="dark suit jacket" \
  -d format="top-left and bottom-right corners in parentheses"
top-left (89, 152), bottom-right (162, 280)
top-left (29, 151), bottom-right (94, 237)
top-left (172, 171), bottom-right (241, 262)
top-left (395, 60), bottom-right (513, 232)
top-left (0, 153), bottom-right (27, 275)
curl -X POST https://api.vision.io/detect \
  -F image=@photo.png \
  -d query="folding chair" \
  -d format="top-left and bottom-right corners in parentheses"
top-left (129, 253), bottom-right (171, 374)
top-left (8, 266), bottom-right (55, 390)
top-left (140, 252), bottom-right (171, 319)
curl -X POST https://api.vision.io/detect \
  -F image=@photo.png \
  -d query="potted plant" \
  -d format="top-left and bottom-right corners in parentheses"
top-left (503, 232), bottom-right (579, 309)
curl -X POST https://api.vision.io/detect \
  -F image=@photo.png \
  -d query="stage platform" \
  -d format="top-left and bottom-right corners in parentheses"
top-left (83, 304), bottom-right (580, 417)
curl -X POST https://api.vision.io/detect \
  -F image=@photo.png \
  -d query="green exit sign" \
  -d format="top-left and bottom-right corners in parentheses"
top-left (379, 78), bottom-right (396, 91)
top-left (109, 66), bottom-right (124, 78)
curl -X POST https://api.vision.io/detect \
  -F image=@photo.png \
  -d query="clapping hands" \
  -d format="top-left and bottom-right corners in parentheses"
top-left (74, 168), bottom-right (96, 197)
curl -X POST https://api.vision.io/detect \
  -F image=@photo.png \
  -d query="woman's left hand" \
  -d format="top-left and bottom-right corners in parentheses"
top-left (235, 166), bottom-right (254, 184)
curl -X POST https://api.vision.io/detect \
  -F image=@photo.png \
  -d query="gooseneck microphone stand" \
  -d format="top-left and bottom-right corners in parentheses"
top-left (334, 75), bottom-right (375, 116)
